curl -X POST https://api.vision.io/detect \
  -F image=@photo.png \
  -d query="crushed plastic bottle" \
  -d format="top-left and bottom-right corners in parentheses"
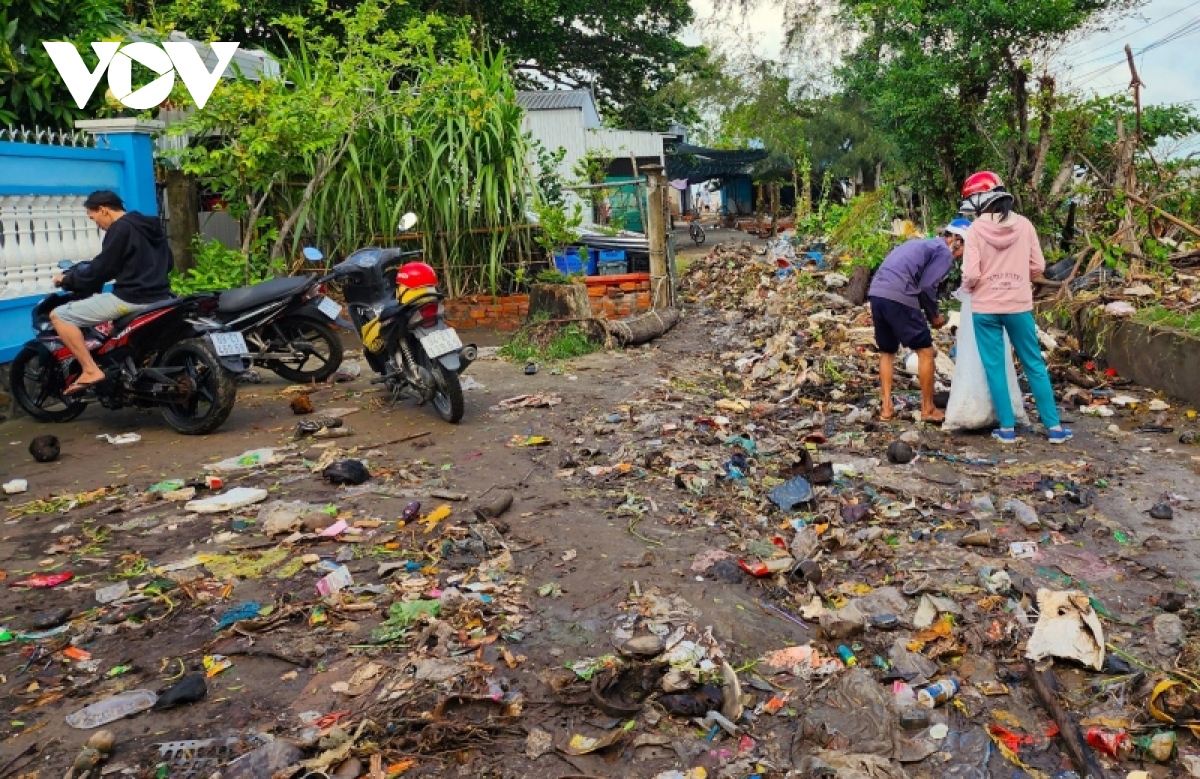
top-left (66, 689), bottom-right (158, 729)
top-left (1004, 499), bottom-right (1041, 530)
top-left (970, 494), bottom-right (996, 515)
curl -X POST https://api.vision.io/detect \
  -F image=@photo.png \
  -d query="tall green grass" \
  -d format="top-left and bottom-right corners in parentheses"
top-left (288, 39), bottom-right (536, 296)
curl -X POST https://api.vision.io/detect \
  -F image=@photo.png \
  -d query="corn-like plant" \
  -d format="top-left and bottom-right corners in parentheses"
top-left (293, 35), bottom-right (538, 296)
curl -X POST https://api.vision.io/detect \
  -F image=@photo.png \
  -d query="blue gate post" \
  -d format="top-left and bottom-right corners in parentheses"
top-left (0, 119), bottom-right (163, 366)
top-left (75, 119), bottom-right (164, 216)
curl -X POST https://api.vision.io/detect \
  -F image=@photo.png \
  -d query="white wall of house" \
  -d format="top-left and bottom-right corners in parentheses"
top-left (521, 110), bottom-right (669, 226)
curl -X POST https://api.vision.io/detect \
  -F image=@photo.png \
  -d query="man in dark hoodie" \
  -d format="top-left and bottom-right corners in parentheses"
top-left (51, 190), bottom-right (174, 394)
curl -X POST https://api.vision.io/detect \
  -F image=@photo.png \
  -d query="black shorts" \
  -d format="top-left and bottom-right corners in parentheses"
top-left (869, 296), bottom-right (932, 353)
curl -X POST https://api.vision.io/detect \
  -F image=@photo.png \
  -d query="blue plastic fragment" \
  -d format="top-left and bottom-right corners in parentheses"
top-left (214, 601), bottom-right (261, 631)
top-left (768, 476), bottom-right (814, 511)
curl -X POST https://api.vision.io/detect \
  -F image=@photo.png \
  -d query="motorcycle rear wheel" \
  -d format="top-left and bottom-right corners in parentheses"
top-left (429, 360), bottom-right (464, 424)
top-left (158, 339), bottom-right (238, 434)
top-left (10, 347), bottom-right (88, 422)
top-left (265, 316), bottom-right (343, 383)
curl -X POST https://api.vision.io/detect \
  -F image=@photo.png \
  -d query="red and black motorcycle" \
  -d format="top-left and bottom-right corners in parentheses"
top-left (9, 261), bottom-right (251, 435)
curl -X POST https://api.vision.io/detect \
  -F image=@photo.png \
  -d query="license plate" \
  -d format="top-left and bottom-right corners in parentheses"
top-left (209, 331), bottom-right (249, 357)
top-left (419, 328), bottom-right (462, 359)
top-left (316, 296), bottom-right (342, 320)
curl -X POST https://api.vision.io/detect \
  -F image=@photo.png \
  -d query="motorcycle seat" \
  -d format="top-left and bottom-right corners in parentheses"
top-left (111, 297), bottom-right (180, 332)
top-left (218, 276), bottom-right (312, 313)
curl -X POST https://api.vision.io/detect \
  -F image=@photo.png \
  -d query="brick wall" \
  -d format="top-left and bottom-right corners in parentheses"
top-left (445, 274), bottom-right (654, 331)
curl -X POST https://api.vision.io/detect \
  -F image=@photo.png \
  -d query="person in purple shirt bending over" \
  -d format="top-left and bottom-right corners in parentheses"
top-left (868, 218), bottom-right (970, 423)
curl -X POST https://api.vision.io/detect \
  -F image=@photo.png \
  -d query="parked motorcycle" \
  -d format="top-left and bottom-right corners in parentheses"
top-left (9, 261), bottom-right (251, 435)
top-left (304, 213), bottom-right (476, 423)
top-left (214, 274), bottom-right (344, 383)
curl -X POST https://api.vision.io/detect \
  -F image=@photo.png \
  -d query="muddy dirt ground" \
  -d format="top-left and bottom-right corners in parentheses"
top-left (2, 256), bottom-right (1199, 778)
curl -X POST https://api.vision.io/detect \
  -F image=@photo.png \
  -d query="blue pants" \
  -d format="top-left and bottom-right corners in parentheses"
top-left (972, 311), bottom-right (1060, 430)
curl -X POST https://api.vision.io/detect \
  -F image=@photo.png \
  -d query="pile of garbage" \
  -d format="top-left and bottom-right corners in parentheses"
top-left (538, 241), bottom-right (1200, 777)
top-left (3, 240), bottom-right (1200, 778)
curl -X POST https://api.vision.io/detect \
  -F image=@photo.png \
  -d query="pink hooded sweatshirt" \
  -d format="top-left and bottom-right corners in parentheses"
top-left (961, 213), bottom-right (1045, 314)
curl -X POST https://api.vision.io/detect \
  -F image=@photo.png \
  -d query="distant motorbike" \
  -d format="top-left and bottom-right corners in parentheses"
top-left (303, 213), bottom-right (476, 423)
top-left (10, 261), bottom-right (250, 434)
top-left (214, 273), bottom-right (344, 383)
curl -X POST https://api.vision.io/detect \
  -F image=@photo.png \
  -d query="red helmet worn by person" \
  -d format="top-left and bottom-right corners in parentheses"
top-left (961, 171), bottom-right (1014, 215)
top-left (397, 262), bottom-right (437, 289)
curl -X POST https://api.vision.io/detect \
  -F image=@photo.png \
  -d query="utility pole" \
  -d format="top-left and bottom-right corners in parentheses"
top-left (642, 163), bottom-right (672, 309)
top-left (1124, 44), bottom-right (1143, 142)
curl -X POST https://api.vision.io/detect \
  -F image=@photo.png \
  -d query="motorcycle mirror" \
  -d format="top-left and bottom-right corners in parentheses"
top-left (57, 260), bottom-right (73, 270)
top-left (302, 247), bottom-right (324, 262)
top-left (398, 213), bottom-right (418, 233)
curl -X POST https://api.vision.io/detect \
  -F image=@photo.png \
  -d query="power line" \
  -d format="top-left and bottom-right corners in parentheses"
top-left (1059, 0), bottom-right (1200, 54)
top-left (1068, 11), bottom-right (1200, 70)
top-left (1069, 18), bottom-right (1200, 87)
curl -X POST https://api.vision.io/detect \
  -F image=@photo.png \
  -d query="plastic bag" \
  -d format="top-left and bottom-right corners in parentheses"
top-left (943, 290), bottom-right (1030, 431)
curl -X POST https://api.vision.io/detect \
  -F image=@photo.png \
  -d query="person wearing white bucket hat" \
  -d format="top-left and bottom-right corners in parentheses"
top-left (868, 219), bottom-right (969, 422)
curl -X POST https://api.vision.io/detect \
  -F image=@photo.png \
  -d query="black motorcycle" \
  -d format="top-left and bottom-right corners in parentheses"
top-left (303, 213), bottom-right (476, 423)
top-left (10, 261), bottom-right (250, 435)
top-left (214, 274), bottom-right (344, 383)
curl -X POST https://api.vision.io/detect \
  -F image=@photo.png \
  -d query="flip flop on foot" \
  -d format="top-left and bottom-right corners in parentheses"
top-left (64, 376), bottom-right (105, 396)
top-left (922, 411), bottom-right (946, 424)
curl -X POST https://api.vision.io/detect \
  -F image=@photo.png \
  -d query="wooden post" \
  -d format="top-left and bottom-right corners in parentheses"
top-left (642, 164), bottom-right (671, 309)
top-left (1125, 44), bottom-right (1143, 142)
top-left (770, 183), bottom-right (780, 237)
top-left (164, 168), bottom-right (199, 274)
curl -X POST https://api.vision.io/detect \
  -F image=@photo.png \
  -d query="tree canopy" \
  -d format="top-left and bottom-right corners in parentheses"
top-left (146, 0), bottom-right (699, 130)
top-left (0, 0), bottom-right (124, 127)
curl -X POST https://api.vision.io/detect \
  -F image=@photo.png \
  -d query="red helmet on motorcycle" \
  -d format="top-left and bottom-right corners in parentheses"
top-left (397, 262), bottom-right (437, 289)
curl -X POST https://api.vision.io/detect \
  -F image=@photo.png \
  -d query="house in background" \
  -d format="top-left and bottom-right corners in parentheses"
top-left (517, 90), bottom-right (674, 231)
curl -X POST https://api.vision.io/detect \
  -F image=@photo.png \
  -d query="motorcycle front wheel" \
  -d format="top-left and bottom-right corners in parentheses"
top-left (265, 316), bottom-right (344, 383)
top-left (158, 339), bottom-right (238, 434)
top-left (10, 347), bottom-right (87, 422)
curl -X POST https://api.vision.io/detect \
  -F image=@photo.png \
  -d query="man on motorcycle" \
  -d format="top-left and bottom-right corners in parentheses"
top-left (868, 218), bottom-right (970, 423)
top-left (50, 190), bottom-right (174, 395)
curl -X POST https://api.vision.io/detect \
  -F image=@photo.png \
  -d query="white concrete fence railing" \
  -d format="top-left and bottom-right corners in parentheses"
top-left (0, 194), bottom-right (105, 298)
top-left (0, 126), bottom-right (107, 299)
top-left (0, 119), bottom-right (160, 362)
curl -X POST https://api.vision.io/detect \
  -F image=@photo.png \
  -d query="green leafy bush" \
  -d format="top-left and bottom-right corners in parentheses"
top-left (170, 238), bottom-right (283, 295)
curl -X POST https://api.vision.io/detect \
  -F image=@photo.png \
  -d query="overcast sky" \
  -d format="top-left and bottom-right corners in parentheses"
top-left (685, 0), bottom-right (1200, 107)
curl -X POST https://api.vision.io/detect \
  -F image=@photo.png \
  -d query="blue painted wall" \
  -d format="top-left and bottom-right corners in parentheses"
top-left (0, 126), bottom-right (158, 363)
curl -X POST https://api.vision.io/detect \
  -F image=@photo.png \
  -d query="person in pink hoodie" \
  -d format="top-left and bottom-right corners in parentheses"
top-left (960, 171), bottom-right (1072, 444)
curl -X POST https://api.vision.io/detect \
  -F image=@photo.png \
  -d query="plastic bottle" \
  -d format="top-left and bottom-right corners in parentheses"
top-left (917, 679), bottom-right (959, 708)
top-left (970, 495), bottom-right (996, 516)
top-left (1004, 499), bottom-right (1041, 530)
top-left (65, 689), bottom-right (158, 729)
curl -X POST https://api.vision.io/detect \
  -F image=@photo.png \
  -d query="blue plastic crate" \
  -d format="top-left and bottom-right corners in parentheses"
top-left (598, 249), bottom-right (626, 263)
top-left (553, 247), bottom-right (597, 276)
top-left (597, 259), bottom-right (628, 276)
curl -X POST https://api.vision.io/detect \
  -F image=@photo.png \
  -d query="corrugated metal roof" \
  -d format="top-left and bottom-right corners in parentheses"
top-left (515, 91), bottom-right (592, 112)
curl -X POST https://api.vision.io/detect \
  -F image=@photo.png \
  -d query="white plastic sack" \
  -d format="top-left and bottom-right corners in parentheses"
top-left (943, 290), bottom-right (1030, 431)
